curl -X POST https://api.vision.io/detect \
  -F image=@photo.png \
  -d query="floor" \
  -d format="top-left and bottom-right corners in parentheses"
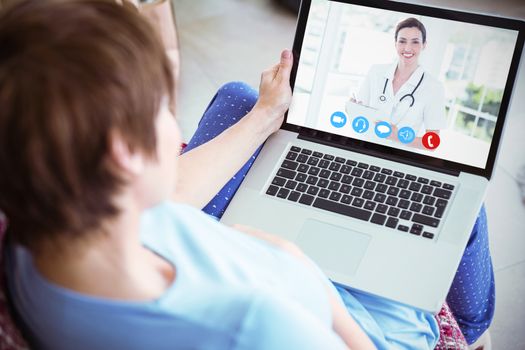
top-left (172, 0), bottom-right (525, 348)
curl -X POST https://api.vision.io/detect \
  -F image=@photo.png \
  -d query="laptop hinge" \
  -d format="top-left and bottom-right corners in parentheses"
top-left (297, 132), bottom-right (461, 177)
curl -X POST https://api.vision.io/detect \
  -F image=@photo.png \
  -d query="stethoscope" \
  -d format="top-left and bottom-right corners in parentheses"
top-left (378, 72), bottom-right (425, 107)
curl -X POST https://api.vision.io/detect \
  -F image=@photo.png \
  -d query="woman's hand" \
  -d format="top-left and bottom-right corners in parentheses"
top-left (232, 224), bottom-right (306, 260)
top-left (173, 50), bottom-right (292, 209)
top-left (252, 49), bottom-right (293, 134)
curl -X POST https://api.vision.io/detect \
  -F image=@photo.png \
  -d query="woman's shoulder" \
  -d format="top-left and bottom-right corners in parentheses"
top-left (139, 202), bottom-right (292, 279)
top-left (142, 200), bottom-right (203, 221)
top-left (140, 201), bottom-right (218, 239)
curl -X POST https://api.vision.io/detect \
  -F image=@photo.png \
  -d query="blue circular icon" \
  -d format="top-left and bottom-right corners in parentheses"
top-left (352, 116), bottom-right (369, 133)
top-left (374, 121), bottom-right (392, 138)
top-left (330, 111), bottom-right (347, 128)
top-left (397, 126), bottom-right (416, 144)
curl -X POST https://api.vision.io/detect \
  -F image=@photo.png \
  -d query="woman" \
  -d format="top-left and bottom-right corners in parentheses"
top-left (353, 18), bottom-right (447, 148)
top-left (0, 1), bottom-right (492, 349)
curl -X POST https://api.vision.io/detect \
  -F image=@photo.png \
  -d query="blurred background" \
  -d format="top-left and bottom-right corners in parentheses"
top-left (171, 0), bottom-right (525, 348)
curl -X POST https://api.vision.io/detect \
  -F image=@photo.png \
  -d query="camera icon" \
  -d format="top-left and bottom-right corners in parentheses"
top-left (330, 111), bottom-right (347, 128)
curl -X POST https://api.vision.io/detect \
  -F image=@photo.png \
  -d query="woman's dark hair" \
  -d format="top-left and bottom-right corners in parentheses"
top-left (395, 17), bottom-right (427, 43)
top-left (0, 0), bottom-right (174, 251)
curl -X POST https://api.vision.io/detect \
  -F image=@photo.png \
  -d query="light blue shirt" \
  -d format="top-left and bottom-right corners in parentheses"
top-left (7, 202), bottom-right (438, 349)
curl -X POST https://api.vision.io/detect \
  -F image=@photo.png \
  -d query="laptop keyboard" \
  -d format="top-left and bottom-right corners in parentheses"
top-left (265, 146), bottom-right (456, 240)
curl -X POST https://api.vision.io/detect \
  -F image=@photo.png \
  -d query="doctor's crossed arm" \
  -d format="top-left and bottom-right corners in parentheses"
top-left (351, 66), bottom-right (375, 105)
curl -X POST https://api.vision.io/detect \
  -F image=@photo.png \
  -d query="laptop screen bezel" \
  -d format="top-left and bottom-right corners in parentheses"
top-left (283, 0), bottom-right (525, 179)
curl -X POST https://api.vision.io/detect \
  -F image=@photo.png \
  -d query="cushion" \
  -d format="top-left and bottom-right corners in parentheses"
top-left (434, 301), bottom-right (469, 349)
top-left (0, 215), bottom-right (29, 350)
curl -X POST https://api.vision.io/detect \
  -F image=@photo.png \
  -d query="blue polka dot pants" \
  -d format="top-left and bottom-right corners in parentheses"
top-left (185, 81), bottom-right (495, 345)
top-left (182, 82), bottom-right (261, 218)
top-left (446, 205), bottom-right (495, 344)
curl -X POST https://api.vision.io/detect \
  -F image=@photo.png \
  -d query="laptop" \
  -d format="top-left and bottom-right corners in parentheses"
top-left (221, 0), bottom-right (525, 313)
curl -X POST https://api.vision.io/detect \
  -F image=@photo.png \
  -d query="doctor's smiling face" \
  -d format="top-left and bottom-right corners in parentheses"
top-left (394, 18), bottom-right (427, 68)
top-left (395, 27), bottom-right (426, 66)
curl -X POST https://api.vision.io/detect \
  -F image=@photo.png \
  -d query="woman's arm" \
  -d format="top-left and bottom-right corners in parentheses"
top-left (172, 50), bottom-right (293, 208)
top-left (126, 0), bottom-right (291, 208)
top-left (232, 224), bottom-right (376, 350)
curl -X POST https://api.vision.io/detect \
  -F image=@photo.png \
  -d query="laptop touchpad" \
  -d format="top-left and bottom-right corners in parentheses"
top-left (296, 219), bottom-right (370, 276)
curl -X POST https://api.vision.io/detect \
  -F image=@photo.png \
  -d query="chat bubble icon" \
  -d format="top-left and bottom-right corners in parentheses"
top-left (374, 121), bottom-right (392, 138)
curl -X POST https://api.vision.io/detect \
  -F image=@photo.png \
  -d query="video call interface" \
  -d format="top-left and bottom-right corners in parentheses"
top-left (287, 0), bottom-right (519, 169)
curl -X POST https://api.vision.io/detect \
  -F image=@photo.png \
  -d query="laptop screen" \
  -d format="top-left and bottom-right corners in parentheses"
top-left (286, 0), bottom-right (523, 174)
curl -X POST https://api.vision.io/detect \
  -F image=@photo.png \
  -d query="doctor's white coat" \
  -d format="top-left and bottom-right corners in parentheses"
top-left (357, 63), bottom-right (447, 136)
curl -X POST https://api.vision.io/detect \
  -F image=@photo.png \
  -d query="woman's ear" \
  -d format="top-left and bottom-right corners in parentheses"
top-left (108, 130), bottom-right (144, 177)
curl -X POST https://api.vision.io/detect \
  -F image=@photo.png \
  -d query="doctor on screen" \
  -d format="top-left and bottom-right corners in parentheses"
top-left (352, 18), bottom-right (446, 149)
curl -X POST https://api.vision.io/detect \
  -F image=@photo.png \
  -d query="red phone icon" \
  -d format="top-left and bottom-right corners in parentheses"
top-left (422, 132), bottom-right (440, 150)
